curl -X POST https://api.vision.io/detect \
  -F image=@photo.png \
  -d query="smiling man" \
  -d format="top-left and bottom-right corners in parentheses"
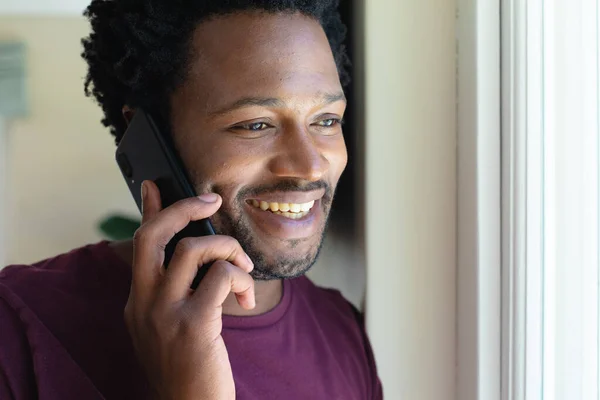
top-left (0, 1), bottom-right (382, 399)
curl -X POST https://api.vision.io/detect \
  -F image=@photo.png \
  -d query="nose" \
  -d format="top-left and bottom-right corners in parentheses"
top-left (267, 124), bottom-right (330, 182)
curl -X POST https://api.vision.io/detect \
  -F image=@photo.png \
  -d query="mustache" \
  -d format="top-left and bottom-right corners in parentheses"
top-left (237, 180), bottom-right (332, 200)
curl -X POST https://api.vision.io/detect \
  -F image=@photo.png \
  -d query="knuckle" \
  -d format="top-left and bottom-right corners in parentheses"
top-left (123, 303), bottom-right (134, 328)
top-left (134, 222), bottom-right (170, 251)
top-left (173, 237), bottom-right (196, 257)
top-left (123, 302), bottom-right (133, 319)
top-left (210, 260), bottom-right (233, 281)
top-left (132, 226), bottom-right (156, 248)
top-left (219, 235), bottom-right (241, 249)
top-left (132, 227), bottom-right (146, 247)
top-left (213, 236), bottom-right (243, 257)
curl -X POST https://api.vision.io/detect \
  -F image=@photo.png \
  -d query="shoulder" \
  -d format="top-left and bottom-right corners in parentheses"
top-left (290, 276), bottom-right (367, 344)
top-left (1, 241), bottom-right (125, 284)
top-left (0, 242), bottom-right (138, 399)
top-left (291, 275), bottom-right (361, 321)
top-left (1, 241), bottom-right (130, 305)
top-left (0, 242), bottom-right (131, 346)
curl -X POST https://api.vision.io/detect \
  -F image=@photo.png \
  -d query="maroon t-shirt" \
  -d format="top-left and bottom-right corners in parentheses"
top-left (0, 242), bottom-right (382, 399)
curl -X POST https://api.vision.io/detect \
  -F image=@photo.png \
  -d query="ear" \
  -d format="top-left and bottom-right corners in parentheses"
top-left (122, 105), bottom-right (136, 125)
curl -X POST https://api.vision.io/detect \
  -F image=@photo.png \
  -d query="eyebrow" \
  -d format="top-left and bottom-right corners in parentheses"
top-left (209, 91), bottom-right (347, 117)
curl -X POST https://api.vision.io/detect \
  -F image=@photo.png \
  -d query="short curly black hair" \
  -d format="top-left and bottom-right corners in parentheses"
top-left (81, 0), bottom-right (350, 144)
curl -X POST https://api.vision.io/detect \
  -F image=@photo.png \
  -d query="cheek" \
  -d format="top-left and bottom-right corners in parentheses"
top-left (178, 136), bottom-right (267, 192)
top-left (324, 136), bottom-right (348, 182)
top-left (177, 131), bottom-right (347, 193)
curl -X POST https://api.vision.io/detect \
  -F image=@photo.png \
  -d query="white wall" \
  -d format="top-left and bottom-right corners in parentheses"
top-left (363, 0), bottom-right (457, 399)
top-left (0, 118), bottom-right (6, 267)
top-left (0, 17), bottom-right (134, 264)
top-left (0, 1), bottom-right (88, 16)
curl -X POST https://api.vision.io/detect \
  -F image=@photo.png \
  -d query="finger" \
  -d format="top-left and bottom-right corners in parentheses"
top-left (158, 236), bottom-right (254, 303)
top-left (131, 194), bottom-right (222, 292)
top-left (139, 194), bottom-right (221, 252)
top-left (190, 261), bottom-right (256, 316)
top-left (130, 180), bottom-right (164, 297)
top-left (141, 180), bottom-right (163, 224)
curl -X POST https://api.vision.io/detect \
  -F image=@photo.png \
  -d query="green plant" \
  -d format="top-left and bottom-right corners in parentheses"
top-left (97, 214), bottom-right (140, 241)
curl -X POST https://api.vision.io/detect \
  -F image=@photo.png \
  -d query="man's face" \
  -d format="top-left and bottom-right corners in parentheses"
top-left (169, 12), bottom-right (347, 280)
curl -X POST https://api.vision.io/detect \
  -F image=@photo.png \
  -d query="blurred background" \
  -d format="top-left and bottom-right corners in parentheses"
top-left (0, 1), bottom-right (458, 399)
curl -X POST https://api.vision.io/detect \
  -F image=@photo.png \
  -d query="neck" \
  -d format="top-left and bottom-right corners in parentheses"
top-left (109, 240), bottom-right (283, 316)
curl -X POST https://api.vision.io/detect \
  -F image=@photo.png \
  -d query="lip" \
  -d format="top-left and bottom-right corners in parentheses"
top-left (245, 198), bottom-right (324, 240)
top-left (245, 189), bottom-right (325, 205)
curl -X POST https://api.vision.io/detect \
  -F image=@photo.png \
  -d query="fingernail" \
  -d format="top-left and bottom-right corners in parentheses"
top-left (141, 181), bottom-right (147, 200)
top-left (198, 193), bottom-right (219, 203)
top-left (245, 253), bottom-right (254, 267)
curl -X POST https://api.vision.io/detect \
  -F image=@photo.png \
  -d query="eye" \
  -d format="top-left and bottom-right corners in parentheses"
top-left (228, 120), bottom-right (275, 138)
top-left (315, 118), bottom-right (343, 127)
top-left (239, 122), bottom-right (270, 131)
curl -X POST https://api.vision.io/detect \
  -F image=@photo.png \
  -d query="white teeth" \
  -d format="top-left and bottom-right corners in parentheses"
top-left (301, 200), bottom-right (315, 212)
top-left (276, 210), bottom-right (309, 219)
top-left (249, 199), bottom-right (316, 217)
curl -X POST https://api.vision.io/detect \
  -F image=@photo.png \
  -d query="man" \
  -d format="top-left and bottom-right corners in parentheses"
top-left (0, 0), bottom-right (382, 399)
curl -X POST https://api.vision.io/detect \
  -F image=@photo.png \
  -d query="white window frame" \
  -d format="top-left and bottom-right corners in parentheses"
top-left (501, 0), bottom-right (600, 398)
top-left (501, 0), bottom-right (531, 397)
top-left (456, 0), bottom-right (502, 399)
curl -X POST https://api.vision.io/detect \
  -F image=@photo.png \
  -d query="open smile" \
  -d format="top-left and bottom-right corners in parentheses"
top-left (243, 190), bottom-right (325, 239)
top-left (247, 199), bottom-right (316, 220)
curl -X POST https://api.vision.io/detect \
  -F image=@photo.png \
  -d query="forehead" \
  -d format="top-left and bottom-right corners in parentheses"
top-left (180, 12), bottom-right (342, 108)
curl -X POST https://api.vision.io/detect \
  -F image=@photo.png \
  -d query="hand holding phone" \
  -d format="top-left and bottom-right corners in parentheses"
top-left (115, 110), bottom-right (215, 288)
top-left (124, 180), bottom-right (255, 400)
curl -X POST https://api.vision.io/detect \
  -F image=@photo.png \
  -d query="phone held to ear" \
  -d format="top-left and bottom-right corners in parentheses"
top-left (115, 109), bottom-right (215, 289)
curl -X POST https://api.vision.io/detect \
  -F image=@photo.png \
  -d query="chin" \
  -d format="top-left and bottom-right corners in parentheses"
top-left (210, 199), bottom-right (331, 280)
top-left (247, 236), bottom-right (325, 281)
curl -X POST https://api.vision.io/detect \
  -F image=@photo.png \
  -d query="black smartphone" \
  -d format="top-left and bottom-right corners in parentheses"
top-left (115, 109), bottom-right (215, 289)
